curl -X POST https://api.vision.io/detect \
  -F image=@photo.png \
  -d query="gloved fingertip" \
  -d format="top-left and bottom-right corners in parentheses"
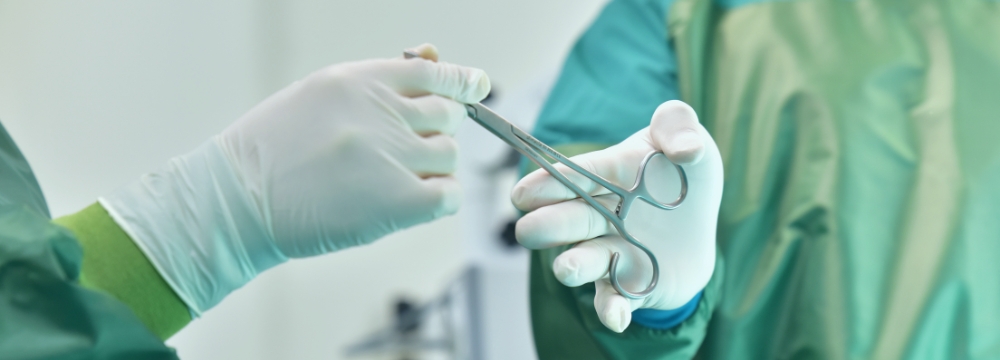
top-left (423, 176), bottom-right (462, 217)
top-left (600, 300), bottom-right (630, 333)
top-left (510, 184), bottom-right (524, 208)
top-left (603, 305), bottom-right (623, 333)
top-left (513, 218), bottom-right (534, 247)
top-left (511, 168), bottom-right (559, 211)
top-left (650, 100), bottom-right (706, 165)
top-left (461, 69), bottom-right (491, 104)
top-left (664, 130), bottom-right (705, 165)
top-left (655, 100), bottom-right (697, 120)
top-left (552, 256), bottom-right (580, 285)
top-left (440, 180), bottom-right (463, 215)
top-left (509, 180), bottom-right (533, 211)
top-left (617, 306), bottom-right (632, 333)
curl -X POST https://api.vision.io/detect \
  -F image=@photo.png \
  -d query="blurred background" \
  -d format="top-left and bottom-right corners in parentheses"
top-left (0, 0), bottom-right (608, 359)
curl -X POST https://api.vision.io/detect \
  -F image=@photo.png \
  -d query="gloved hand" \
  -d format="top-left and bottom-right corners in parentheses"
top-left (511, 100), bottom-right (723, 332)
top-left (100, 44), bottom-right (490, 316)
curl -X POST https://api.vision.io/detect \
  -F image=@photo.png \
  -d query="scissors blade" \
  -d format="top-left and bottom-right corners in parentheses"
top-left (465, 103), bottom-right (534, 154)
top-left (465, 102), bottom-right (625, 194)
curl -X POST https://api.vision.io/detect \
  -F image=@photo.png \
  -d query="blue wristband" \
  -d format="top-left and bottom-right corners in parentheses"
top-left (631, 291), bottom-right (703, 330)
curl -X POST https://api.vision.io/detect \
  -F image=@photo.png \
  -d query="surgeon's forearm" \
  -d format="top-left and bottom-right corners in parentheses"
top-left (53, 202), bottom-right (191, 340)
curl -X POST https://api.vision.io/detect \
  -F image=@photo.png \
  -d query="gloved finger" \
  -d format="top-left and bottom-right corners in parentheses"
top-left (402, 43), bottom-right (439, 62)
top-left (550, 237), bottom-right (616, 287)
top-left (396, 134), bottom-right (459, 177)
top-left (594, 279), bottom-right (638, 333)
top-left (649, 100), bottom-right (706, 166)
top-left (515, 194), bottom-right (618, 249)
top-left (552, 234), bottom-right (653, 287)
top-left (510, 152), bottom-right (606, 212)
top-left (417, 175), bottom-right (462, 219)
top-left (383, 58), bottom-right (491, 104)
top-left (400, 94), bottom-right (467, 136)
top-left (511, 145), bottom-right (646, 212)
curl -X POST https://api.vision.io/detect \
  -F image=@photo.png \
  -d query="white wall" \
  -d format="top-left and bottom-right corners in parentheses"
top-left (0, 1), bottom-right (606, 359)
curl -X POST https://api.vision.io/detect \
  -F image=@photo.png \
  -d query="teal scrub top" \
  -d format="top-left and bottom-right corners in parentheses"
top-left (527, 0), bottom-right (1000, 359)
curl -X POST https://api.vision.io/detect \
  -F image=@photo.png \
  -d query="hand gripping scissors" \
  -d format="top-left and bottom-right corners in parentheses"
top-left (404, 51), bottom-right (689, 299)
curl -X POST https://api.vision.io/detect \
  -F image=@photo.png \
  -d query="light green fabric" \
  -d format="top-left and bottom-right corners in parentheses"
top-left (54, 202), bottom-right (192, 340)
top-left (675, 0), bottom-right (1000, 358)
top-left (529, 0), bottom-right (1000, 358)
top-left (0, 121), bottom-right (177, 359)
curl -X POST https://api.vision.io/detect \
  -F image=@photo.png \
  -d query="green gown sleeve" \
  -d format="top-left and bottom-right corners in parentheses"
top-left (526, 0), bottom-right (723, 358)
top-left (0, 121), bottom-right (177, 359)
top-left (0, 122), bottom-right (48, 215)
top-left (532, 0), bottom-right (682, 147)
top-left (53, 202), bottom-right (192, 340)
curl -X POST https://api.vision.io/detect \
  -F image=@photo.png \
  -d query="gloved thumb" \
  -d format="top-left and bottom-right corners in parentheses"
top-left (594, 279), bottom-right (636, 333)
top-left (649, 100), bottom-right (706, 166)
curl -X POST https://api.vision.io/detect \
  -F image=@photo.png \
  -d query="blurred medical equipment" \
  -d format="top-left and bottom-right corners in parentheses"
top-left (344, 267), bottom-right (483, 360)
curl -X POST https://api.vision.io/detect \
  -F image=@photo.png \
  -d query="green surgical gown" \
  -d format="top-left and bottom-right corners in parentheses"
top-left (528, 0), bottom-right (1000, 358)
top-left (0, 122), bottom-right (177, 359)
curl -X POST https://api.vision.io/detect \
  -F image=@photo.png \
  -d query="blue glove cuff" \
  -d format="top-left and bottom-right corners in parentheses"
top-left (631, 291), bottom-right (703, 330)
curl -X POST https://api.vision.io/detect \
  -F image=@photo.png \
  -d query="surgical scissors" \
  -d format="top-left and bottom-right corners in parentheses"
top-left (404, 51), bottom-right (688, 299)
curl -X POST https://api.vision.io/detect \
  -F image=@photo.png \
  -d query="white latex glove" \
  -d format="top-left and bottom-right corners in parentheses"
top-left (511, 100), bottom-right (723, 332)
top-left (100, 44), bottom-right (490, 315)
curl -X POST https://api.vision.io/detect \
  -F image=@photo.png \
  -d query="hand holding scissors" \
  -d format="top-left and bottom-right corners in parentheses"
top-left (403, 49), bottom-right (688, 300)
top-left (466, 102), bottom-right (687, 299)
top-left (512, 101), bottom-right (724, 332)
top-left (404, 49), bottom-right (723, 331)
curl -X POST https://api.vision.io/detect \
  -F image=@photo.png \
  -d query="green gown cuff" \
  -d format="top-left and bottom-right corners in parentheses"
top-left (53, 202), bottom-right (191, 340)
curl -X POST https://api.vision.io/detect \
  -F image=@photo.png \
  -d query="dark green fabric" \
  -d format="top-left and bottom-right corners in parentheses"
top-left (531, 0), bottom-right (1000, 358)
top-left (54, 202), bottom-right (192, 341)
top-left (0, 121), bottom-right (177, 359)
top-left (531, 247), bottom-right (723, 360)
top-left (525, 143), bottom-right (724, 360)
